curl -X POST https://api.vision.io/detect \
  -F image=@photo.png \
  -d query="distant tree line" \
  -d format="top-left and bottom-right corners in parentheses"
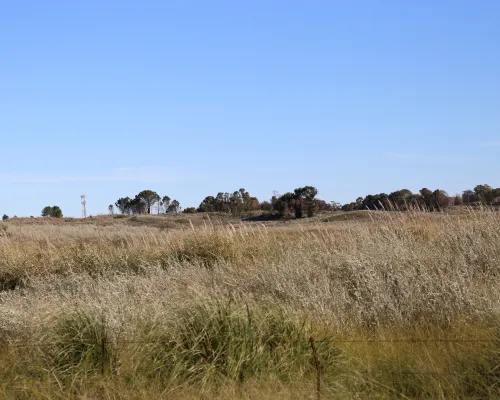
top-left (341, 184), bottom-right (500, 212)
top-left (111, 186), bottom-right (334, 218)
top-left (196, 186), bottom-right (337, 218)
top-left (3, 183), bottom-right (498, 221)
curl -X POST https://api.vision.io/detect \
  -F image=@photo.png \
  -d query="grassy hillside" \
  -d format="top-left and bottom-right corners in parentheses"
top-left (0, 209), bottom-right (499, 398)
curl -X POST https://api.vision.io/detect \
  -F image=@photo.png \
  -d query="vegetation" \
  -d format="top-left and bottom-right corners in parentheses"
top-left (0, 209), bottom-right (499, 398)
top-left (342, 184), bottom-right (500, 212)
top-left (106, 182), bottom-right (499, 222)
top-left (2, 180), bottom-right (500, 222)
top-left (198, 188), bottom-right (260, 213)
top-left (41, 205), bottom-right (63, 218)
top-left (114, 191), bottom-right (180, 215)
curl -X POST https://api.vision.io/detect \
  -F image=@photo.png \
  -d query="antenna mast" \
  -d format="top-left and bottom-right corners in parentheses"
top-left (81, 195), bottom-right (87, 218)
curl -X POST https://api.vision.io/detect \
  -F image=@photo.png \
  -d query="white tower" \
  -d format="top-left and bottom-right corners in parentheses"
top-left (81, 195), bottom-right (87, 218)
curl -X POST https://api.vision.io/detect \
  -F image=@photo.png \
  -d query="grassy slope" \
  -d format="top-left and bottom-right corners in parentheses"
top-left (0, 210), bottom-right (499, 398)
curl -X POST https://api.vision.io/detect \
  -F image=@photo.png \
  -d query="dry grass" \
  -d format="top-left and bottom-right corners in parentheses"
top-left (0, 209), bottom-right (499, 398)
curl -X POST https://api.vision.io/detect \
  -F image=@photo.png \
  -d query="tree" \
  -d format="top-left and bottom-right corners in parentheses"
top-left (474, 184), bottom-right (494, 204)
top-left (272, 186), bottom-right (319, 218)
top-left (419, 188), bottom-right (434, 209)
top-left (108, 205), bottom-right (114, 215)
top-left (168, 200), bottom-right (181, 214)
top-left (130, 196), bottom-right (147, 214)
top-left (198, 196), bottom-right (216, 212)
top-left (260, 201), bottom-right (273, 211)
top-left (432, 190), bottom-right (450, 210)
top-left (42, 206), bottom-right (63, 218)
top-left (293, 186), bottom-right (318, 217)
top-left (341, 202), bottom-right (358, 211)
top-left (361, 193), bottom-right (389, 210)
top-left (136, 190), bottom-right (160, 214)
top-left (462, 190), bottom-right (476, 204)
top-left (162, 196), bottom-right (171, 214)
top-left (273, 192), bottom-right (294, 217)
top-left (389, 189), bottom-right (413, 210)
top-left (331, 201), bottom-right (342, 211)
top-left (197, 189), bottom-right (260, 214)
top-left (183, 207), bottom-right (197, 214)
top-left (2, 214), bottom-right (8, 221)
top-left (115, 197), bottom-right (132, 214)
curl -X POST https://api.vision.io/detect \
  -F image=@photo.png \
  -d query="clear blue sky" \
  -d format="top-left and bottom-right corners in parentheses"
top-left (1, 1), bottom-right (499, 217)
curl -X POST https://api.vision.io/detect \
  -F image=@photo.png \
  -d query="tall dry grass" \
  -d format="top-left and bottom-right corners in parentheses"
top-left (0, 209), bottom-right (499, 398)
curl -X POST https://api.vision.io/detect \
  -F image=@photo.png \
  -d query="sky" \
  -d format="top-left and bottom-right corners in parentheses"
top-left (1, 1), bottom-right (499, 217)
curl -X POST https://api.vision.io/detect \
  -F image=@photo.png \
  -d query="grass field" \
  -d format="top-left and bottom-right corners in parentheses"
top-left (0, 209), bottom-right (499, 399)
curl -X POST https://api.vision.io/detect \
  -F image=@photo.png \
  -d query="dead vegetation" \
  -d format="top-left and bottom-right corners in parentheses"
top-left (0, 209), bottom-right (499, 398)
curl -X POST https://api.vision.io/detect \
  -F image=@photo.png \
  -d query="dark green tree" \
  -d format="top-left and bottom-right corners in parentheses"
top-left (474, 184), bottom-right (494, 204)
top-left (168, 199), bottom-right (181, 214)
top-left (51, 206), bottom-right (63, 218)
top-left (273, 192), bottom-right (294, 217)
top-left (293, 186), bottom-right (318, 217)
top-left (162, 196), bottom-right (171, 214)
top-left (130, 196), bottom-right (147, 214)
top-left (42, 206), bottom-right (63, 218)
top-left (462, 190), bottom-right (476, 204)
top-left (419, 188), bottom-right (434, 209)
top-left (388, 189), bottom-right (413, 209)
top-left (136, 190), bottom-right (161, 214)
top-left (115, 197), bottom-right (132, 214)
top-left (432, 190), bottom-right (450, 210)
top-left (198, 196), bottom-right (216, 212)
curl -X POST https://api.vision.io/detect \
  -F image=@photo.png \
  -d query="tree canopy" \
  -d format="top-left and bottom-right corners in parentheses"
top-left (41, 206), bottom-right (63, 218)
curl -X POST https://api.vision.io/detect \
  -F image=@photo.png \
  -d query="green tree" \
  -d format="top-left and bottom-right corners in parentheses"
top-left (115, 197), bottom-right (132, 214)
top-left (42, 206), bottom-right (63, 218)
top-left (432, 190), bottom-right (450, 210)
top-left (51, 206), bottom-right (63, 218)
top-left (198, 196), bottom-right (216, 212)
top-left (41, 206), bottom-right (52, 217)
top-left (168, 200), bottom-right (181, 214)
top-left (293, 186), bottom-right (318, 218)
top-left (474, 184), bottom-right (494, 204)
top-left (2, 214), bottom-right (8, 221)
top-left (388, 189), bottom-right (413, 209)
top-left (130, 196), bottom-right (147, 214)
top-left (136, 190), bottom-right (160, 214)
top-left (273, 192), bottom-right (294, 217)
top-left (419, 188), bottom-right (434, 209)
top-left (108, 205), bottom-right (114, 215)
top-left (462, 190), bottom-right (476, 204)
top-left (162, 196), bottom-right (171, 214)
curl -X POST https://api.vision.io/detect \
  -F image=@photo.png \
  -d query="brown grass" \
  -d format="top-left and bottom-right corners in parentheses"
top-left (0, 209), bottom-right (499, 398)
